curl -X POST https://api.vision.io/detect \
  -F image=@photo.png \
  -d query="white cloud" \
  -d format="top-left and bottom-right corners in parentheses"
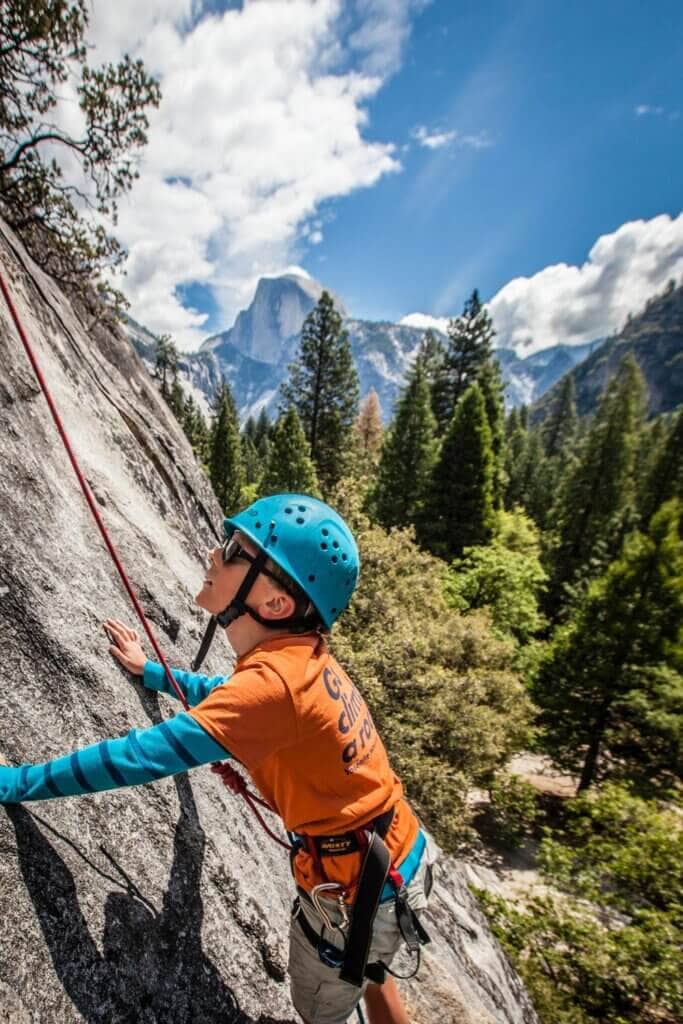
top-left (635, 104), bottom-right (664, 117)
top-left (413, 125), bottom-right (457, 150)
top-left (488, 213), bottom-right (683, 355)
top-left (81, 0), bottom-right (419, 349)
top-left (412, 124), bottom-right (492, 151)
top-left (349, 0), bottom-right (430, 77)
top-left (399, 312), bottom-right (449, 333)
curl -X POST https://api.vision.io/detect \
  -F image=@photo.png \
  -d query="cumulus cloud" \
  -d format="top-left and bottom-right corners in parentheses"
top-left (349, 0), bottom-right (430, 77)
top-left (488, 214), bottom-right (683, 355)
top-left (80, 0), bottom-right (420, 349)
top-left (399, 312), bottom-right (450, 333)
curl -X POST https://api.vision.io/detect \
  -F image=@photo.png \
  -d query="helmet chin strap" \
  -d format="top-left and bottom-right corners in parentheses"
top-left (191, 541), bottom-right (317, 671)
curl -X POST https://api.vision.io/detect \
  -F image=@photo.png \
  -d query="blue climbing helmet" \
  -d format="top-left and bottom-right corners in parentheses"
top-left (191, 494), bottom-right (360, 671)
top-left (225, 493), bottom-right (360, 628)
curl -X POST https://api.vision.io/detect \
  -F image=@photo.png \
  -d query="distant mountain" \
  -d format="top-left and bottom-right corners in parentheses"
top-left (126, 272), bottom-right (603, 422)
top-left (533, 282), bottom-right (683, 422)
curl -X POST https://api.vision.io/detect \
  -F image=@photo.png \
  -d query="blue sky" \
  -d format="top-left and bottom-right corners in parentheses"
top-left (85, 0), bottom-right (683, 353)
top-left (324, 1), bottom-right (683, 322)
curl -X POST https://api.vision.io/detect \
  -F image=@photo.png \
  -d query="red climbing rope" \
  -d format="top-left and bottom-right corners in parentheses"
top-left (0, 268), bottom-right (291, 851)
top-left (211, 763), bottom-right (292, 850)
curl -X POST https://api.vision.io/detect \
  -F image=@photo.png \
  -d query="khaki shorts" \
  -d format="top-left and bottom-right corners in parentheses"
top-left (288, 832), bottom-right (438, 1024)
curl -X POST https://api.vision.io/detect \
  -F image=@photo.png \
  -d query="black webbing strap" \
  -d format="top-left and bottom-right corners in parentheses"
top-left (339, 831), bottom-right (391, 987)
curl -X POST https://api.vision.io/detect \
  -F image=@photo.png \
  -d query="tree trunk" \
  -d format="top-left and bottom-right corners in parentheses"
top-left (578, 697), bottom-right (612, 792)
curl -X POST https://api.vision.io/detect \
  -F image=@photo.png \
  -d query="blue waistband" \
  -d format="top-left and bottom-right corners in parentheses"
top-left (380, 829), bottom-right (426, 903)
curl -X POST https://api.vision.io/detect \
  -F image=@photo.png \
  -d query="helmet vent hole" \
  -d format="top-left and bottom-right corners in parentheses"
top-left (332, 541), bottom-right (339, 549)
top-left (320, 543), bottom-right (328, 551)
top-left (342, 553), bottom-right (347, 561)
top-left (271, 535), bottom-right (277, 543)
top-left (296, 516), bottom-right (304, 524)
top-left (321, 528), bottom-right (329, 536)
top-left (331, 608), bottom-right (337, 615)
top-left (285, 507), bottom-right (292, 514)
top-left (308, 574), bottom-right (316, 582)
top-left (255, 521), bottom-right (262, 529)
top-left (298, 505), bottom-right (306, 512)
top-left (331, 556), bottom-right (338, 564)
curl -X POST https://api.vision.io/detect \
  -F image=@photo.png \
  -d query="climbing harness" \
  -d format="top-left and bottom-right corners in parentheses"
top-left (0, 268), bottom-right (287, 847)
top-left (291, 809), bottom-right (431, 988)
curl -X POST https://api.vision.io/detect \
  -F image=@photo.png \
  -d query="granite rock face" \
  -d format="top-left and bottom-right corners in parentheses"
top-left (0, 219), bottom-right (538, 1024)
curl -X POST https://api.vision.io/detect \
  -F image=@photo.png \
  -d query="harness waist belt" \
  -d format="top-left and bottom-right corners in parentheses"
top-left (299, 807), bottom-right (394, 857)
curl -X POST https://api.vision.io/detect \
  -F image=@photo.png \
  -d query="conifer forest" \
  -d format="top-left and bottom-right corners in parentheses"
top-left (156, 287), bottom-right (682, 1024)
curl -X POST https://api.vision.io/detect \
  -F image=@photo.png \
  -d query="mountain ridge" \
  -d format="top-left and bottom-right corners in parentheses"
top-left (127, 273), bottom-right (603, 421)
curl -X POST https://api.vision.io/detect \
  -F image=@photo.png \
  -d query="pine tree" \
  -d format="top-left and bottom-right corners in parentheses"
top-left (169, 376), bottom-right (185, 422)
top-left (153, 334), bottom-right (177, 402)
top-left (478, 359), bottom-right (506, 509)
top-left (547, 355), bottom-right (647, 617)
top-left (434, 289), bottom-right (495, 433)
top-left (422, 383), bottom-right (495, 559)
top-left (241, 434), bottom-right (261, 486)
top-left (542, 375), bottom-right (577, 458)
top-left (534, 499), bottom-right (683, 791)
top-left (242, 415), bottom-right (257, 443)
top-left (415, 329), bottom-right (449, 427)
top-left (254, 409), bottom-right (270, 449)
top-left (504, 419), bottom-right (529, 509)
top-left (208, 381), bottom-right (244, 515)
top-left (371, 360), bottom-right (437, 530)
top-left (191, 406), bottom-right (210, 466)
top-left (640, 409), bottom-right (683, 525)
top-left (353, 389), bottom-right (384, 472)
top-left (281, 290), bottom-right (359, 492)
top-left (259, 407), bottom-right (320, 497)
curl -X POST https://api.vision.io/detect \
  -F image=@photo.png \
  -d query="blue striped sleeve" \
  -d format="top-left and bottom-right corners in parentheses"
top-left (143, 661), bottom-right (228, 706)
top-left (0, 715), bottom-right (232, 803)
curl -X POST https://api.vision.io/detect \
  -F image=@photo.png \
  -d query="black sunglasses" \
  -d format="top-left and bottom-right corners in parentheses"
top-left (221, 537), bottom-right (298, 596)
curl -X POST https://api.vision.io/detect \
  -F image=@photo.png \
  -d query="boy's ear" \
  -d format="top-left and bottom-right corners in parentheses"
top-left (259, 591), bottom-right (297, 621)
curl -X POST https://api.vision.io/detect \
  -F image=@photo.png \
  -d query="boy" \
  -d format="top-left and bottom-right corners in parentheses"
top-left (1, 493), bottom-right (433, 1024)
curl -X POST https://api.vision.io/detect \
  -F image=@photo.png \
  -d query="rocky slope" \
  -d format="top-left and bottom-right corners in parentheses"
top-left (533, 281), bottom-right (683, 421)
top-left (0, 218), bottom-right (538, 1023)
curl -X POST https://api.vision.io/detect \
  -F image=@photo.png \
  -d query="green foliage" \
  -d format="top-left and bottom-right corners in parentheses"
top-left (539, 784), bottom-right (683, 915)
top-left (241, 433), bottom-right (261, 486)
top-left (208, 381), bottom-right (244, 515)
top-left (370, 359), bottom-right (437, 529)
top-left (281, 290), bottom-right (359, 492)
top-left (533, 500), bottom-right (683, 791)
top-left (478, 359), bottom-right (506, 509)
top-left (0, 0), bottom-right (160, 288)
top-left (153, 334), bottom-right (177, 401)
top-left (488, 773), bottom-right (540, 847)
top-left (542, 374), bottom-right (578, 458)
top-left (444, 509), bottom-right (547, 645)
top-left (432, 289), bottom-right (495, 434)
top-left (477, 785), bottom-right (683, 1024)
top-left (639, 408), bottom-right (683, 526)
top-left (259, 406), bottom-right (320, 497)
top-left (422, 383), bottom-right (496, 559)
top-left (330, 482), bottom-right (533, 850)
top-left (181, 395), bottom-right (209, 465)
top-left (546, 355), bottom-right (647, 618)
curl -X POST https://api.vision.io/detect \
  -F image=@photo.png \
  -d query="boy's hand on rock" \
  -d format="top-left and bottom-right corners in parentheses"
top-left (104, 618), bottom-right (146, 676)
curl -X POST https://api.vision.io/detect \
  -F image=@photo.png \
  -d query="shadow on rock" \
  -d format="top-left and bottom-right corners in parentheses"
top-left (6, 773), bottom-right (294, 1024)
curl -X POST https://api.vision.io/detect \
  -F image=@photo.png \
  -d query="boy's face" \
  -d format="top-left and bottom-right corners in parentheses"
top-left (194, 530), bottom-right (293, 623)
